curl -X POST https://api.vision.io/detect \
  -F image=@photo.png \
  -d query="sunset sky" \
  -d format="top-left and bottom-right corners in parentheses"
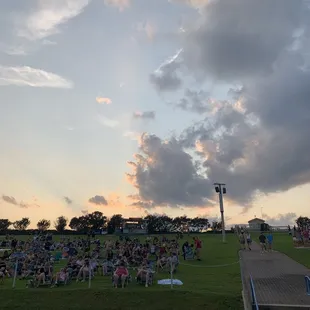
top-left (1, 0), bottom-right (309, 228)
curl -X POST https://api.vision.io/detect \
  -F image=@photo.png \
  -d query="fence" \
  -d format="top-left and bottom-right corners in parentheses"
top-left (250, 275), bottom-right (259, 310)
top-left (306, 276), bottom-right (310, 296)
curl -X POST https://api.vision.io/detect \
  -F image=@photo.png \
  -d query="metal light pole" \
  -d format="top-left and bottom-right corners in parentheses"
top-left (214, 183), bottom-right (227, 243)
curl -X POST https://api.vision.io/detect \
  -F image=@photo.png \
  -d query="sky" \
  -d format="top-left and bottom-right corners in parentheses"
top-left (0, 0), bottom-right (310, 228)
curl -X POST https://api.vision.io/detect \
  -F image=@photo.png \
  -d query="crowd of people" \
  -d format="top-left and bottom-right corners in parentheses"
top-left (0, 233), bottom-right (203, 289)
top-left (291, 225), bottom-right (310, 246)
top-left (237, 228), bottom-right (274, 253)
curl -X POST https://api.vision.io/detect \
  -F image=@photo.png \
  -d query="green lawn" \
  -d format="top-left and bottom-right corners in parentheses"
top-left (0, 234), bottom-right (243, 310)
top-left (270, 233), bottom-right (310, 268)
top-left (251, 232), bottom-right (310, 268)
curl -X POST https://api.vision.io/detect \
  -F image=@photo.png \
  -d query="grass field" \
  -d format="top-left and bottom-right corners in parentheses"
top-left (264, 232), bottom-right (310, 268)
top-left (0, 234), bottom-right (243, 310)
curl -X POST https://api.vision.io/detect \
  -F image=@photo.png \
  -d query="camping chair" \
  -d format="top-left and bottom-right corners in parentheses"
top-left (111, 267), bottom-right (131, 288)
top-left (136, 261), bottom-right (155, 287)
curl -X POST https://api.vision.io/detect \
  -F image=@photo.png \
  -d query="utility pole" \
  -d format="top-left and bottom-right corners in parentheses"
top-left (214, 183), bottom-right (227, 243)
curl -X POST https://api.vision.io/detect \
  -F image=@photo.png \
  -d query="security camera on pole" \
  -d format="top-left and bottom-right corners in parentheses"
top-left (214, 183), bottom-right (227, 243)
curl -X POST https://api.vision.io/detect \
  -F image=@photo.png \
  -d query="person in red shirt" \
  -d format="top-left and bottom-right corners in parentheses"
top-left (194, 237), bottom-right (202, 261)
top-left (113, 264), bottom-right (129, 288)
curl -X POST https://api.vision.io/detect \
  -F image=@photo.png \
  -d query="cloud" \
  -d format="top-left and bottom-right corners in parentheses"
top-left (19, 202), bottom-right (30, 209)
top-left (173, 89), bottom-right (211, 114)
top-left (123, 131), bottom-right (141, 141)
top-left (2, 195), bottom-right (18, 205)
top-left (96, 97), bottom-right (112, 104)
top-left (97, 115), bottom-right (119, 128)
top-left (263, 213), bottom-right (297, 226)
top-left (0, 65), bottom-right (73, 88)
top-left (2, 195), bottom-right (39, 208)
top-left (150, 49), bottom-right (183, 92)
top-left (144, 0), bottom-right (310, 209)
top-left (133, 111), bottom-right (155, 120)
top-left (88, 195), bottom-right (108, 205)
top-left (127, 133), bottom-right (213, 208)
top-left (18, 0), bottom-right (91, 41)
top-left (2, 45), bottom-right (28, 56)
top-left (104, 0), bottom-right (130, 11)
top-left (155, 0), bottom-right (307, 88)
top-left (64, 196), bottom-right (73, 205)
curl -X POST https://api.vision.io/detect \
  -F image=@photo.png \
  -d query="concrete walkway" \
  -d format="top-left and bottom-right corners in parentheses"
top-left (239, 242), bottom-right (310, 309)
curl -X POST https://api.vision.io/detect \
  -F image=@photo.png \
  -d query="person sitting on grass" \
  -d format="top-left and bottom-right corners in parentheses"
top-left (136, 259), bottom-right (152, 287)
top-left (0, 264), bottom-right (10, 284)
top-left (53, 268), bottom-right (69, 286)
top-left (76, 258), bottom-right (91, 282)
top-left (35, 267), bottom-right (46, 286)
top-left (156, 255), bottom-right (168, 272)
top-left (113, 263), bottom-right (129, 288)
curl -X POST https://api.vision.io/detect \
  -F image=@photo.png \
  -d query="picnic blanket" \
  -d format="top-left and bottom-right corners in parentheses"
top-left (157, 279), bottom-right (183, 285)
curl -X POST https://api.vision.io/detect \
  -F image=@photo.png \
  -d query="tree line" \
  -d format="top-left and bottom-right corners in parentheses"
top-left (0, 212), bottom-right (219, 234)
top-left (1, 213), bottom-right (307, 235)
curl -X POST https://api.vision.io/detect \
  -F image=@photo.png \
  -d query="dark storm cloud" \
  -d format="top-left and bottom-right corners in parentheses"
top-left (127, 133), bottom-right (213, 208)
top-left (183, 0), bottom-right (306, 82)
top-left (139, 0), bottom-right (310, 209)
top-left (179, 55), bottom-right (310, 205)
top-left (88, 195), bottom-right (108, 205)
top-left (152, 0), bottom-right (307, 91)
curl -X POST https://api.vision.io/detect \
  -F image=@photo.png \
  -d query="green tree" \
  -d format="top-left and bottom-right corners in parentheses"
top-left (13, 218), bottom-right (30, 230)
top-left (296, 216), bottom-right (310, 228)
top-left (37, 219), bottom-right (51, 231)
top-left (54, 216), bottom-right (67, 232)
top-left (107, 214), bottom-right (123, 234)
top-left (0, 219), bottom-right (11, 232)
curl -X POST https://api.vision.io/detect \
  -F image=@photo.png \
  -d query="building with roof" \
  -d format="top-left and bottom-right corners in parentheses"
top-left (248, 218), bottom-right (265, 230)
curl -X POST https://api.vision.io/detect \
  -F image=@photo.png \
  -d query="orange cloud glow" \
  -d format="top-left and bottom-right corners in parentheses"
top-left (96, 97), bottom-right (112, 104)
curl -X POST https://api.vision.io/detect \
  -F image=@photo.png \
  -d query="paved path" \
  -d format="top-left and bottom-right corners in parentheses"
top-left (239, 242), bottom-right (310, 308)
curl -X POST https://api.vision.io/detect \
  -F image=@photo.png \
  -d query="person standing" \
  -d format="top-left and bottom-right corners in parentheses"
top-left (267, 231), bottom-right (273, 252)
top-left (193, 237), bottom-right (202, 261)
top-left (259, 232), bottom-right (267, 253)
top-left (239, 232), bottom-right (246, 250)
top-left (246, 232), bottom-right (252, 250)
